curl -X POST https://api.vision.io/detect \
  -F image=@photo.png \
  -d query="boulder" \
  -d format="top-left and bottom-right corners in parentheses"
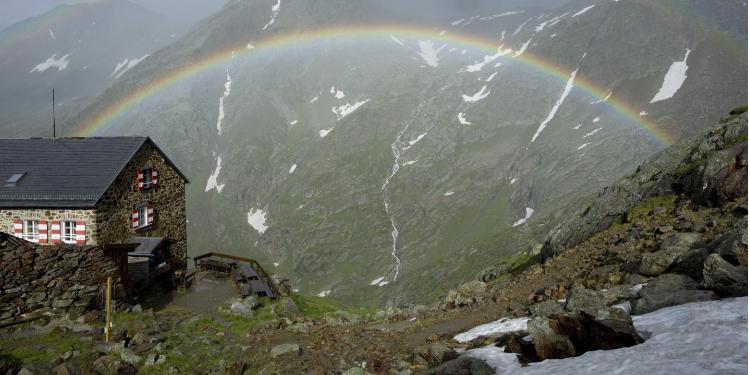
top-left (633, 274), bottom-right (718, 314)
top-left (529, 311), bottom-right (642, 361)
top-left (565, 286), bottom-right (629, 314)
top-left (423, 357), bottom-right (495, 375)
top-left (440, 281), bottom-right (489, 309)
top-left (119, 348), bottom-right (142, 365)
top-left (228, 296), bottom-right (260, 318)
top-left (425, 342), bottom-right (459, 367)
top-left (527, 317), bottom-right (576, 359)
top-left (529, 299), bottom-right (564, 318)
top-left (640, 248), bottom-right (689, 276)
top-left (669, 248), bottom-right (710, 280)
top-left (661, 232), bottom-right (702, 250)
top-left (711, 218), bottom-right (748, 266)
top-left (270, 343), bottom-right (300, 357)
top-left (502, 332), bottom-right (539, 365)
top-left (280, 297), bottom-right (300, 316)
top-left (703, 254), bottom-right (748, 297)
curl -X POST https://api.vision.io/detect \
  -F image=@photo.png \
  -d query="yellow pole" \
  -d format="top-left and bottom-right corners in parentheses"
top-left (105, 276), bottom-right (112, 343)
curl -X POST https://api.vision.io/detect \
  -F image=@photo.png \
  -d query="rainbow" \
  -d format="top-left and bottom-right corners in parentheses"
top-left (73, 24), bottom-right (677, 145)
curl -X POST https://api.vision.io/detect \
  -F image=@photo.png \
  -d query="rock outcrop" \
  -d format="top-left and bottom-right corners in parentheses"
top-left (542, 111), bottom-right (747, 261)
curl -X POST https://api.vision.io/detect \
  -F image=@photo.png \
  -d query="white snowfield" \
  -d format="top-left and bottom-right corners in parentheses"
top-left (417, 40), bottom-right (444, 67)
top-left (530, 64), bottom-right (580, 143)
top-left (512, 207), bottom-right (535, 227)
top-left (247, 208), bottom-right (269, 234)
top-left (651, 48), bottom-right (691, 103)
top-left (332, 99), bottom-right (369, 120)
top-left (215, 70), bottom-right (232, 135)
top-left (288, 164), bottom-right (297, 174)
top-left (461, 297), bottom-right (748, 374)
top-left (262, 0), bottom-right (281, 30)
top-left (465, 47), bottom-right (512, 72)
top-left (462, 85), bottom-right (491, 103)
top-left (572, 5), bottom-right (596, 18)
top-left (109, 54), bottom-right (149, 79)
top-left (458, 112), bottom-right (472, 125)
top-left (30, 53), bottom-right (70, 73)
top-left (204, 156), bottom-right (226, 193)
top-left (454, 317), bottom-right (530, 342)
top-left (316, 290), bottom-right (331, 297)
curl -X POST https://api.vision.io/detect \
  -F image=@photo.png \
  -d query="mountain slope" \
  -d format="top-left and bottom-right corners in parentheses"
top-left (0, 0), bottom-right (185, 137)
top-left (63, 0), bottom-right (747, 305)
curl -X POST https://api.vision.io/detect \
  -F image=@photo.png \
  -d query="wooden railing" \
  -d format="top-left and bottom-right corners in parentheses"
top-left (193, 252), bottom-right (280, 298)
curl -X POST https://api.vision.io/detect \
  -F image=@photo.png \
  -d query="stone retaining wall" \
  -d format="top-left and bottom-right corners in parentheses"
top-left (0, 242), bottom-right (126, 325)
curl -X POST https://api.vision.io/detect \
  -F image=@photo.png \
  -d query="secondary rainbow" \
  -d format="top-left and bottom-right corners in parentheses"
top-left (74, 24), bottom-right (676, 145)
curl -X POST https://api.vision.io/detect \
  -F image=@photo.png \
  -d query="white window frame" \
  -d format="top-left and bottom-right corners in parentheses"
top-left (142, 167), bottom-right (153, 189)
top-left (61, 220), bottom-right (77, 244)
top-left (23, 220), bottom-right (39, 242)
top-left (137, 204), bottom-right (149, 229)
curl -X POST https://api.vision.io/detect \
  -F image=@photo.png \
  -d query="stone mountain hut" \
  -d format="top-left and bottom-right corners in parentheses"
top-left (0, 137), bottom-right (189, 264)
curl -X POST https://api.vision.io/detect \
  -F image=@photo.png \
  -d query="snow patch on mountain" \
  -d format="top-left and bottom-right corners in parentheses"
top-left (403, 132), bottom-right (428, 150)
top-left (309, 95), bottom-right (319, 103)
top-left (577, 142), bottom-right (591, 150)
top-left (514, 37), bottom-right (533, 57)
top-left (458, 113), bottom-right (472, 125)
top-left (48, 29), bottom-right (56, 40)
top-left (592, 117), bottom-right (600, 123)
top-left (205, 156), bottom-right (226, 193)
top-left (109, 55), bottom-right (149, 79)
top-left (319, 128), bottom-right (334, 138)
top-left (417, 40), bottom-right (444, 67)
top-left (512, 207), bottom-right (534, 227)
top-left (572, 5), bottom-right (596, 17)
top-left (454, 317), bottom-right (530, 342)
top-left (316, 290), bottom-right (331, 297)
top-left (262, 0), bottom-right (281, 30)
top-left (640, 111), bottom-right (649, 116)
top-left (247, 208), bottom-right (269, 234)
top-left (583, 127), bottom-right (602, 138)
top-left (462, 297), bottom-right (748, 375)
top-left (332, 99), bottom-right (369, 120)
top-left (289, 164), bottom-right (297, 174)
top-left (465, 47), bottom-right (512, 72)
top-left (390, 35), bottom-right (404, 46)
top-left (573, 124), bottom-right (582, 130)
top-left (650, 48), bottom-right (691, 103)
top-left (486, 72), bottom-right (498, 82)
top-left (443, 191), bottom-right (455, 196)
top-left (462, 85), bottom-right (491, 103)
top-left (590, 91), bottom-right (612, 104)
top-left (536, 13), bottom-right (568, 32)
top-left (402, 160), bottom-right (417, 166)
top-left (215, 70), bottom-right (232, 135)
top-left (289, 120), bottom-right (298, 125)
top-left (512, 17), bottom-right (533, 36)
top-left (30, 53), bottom-right (70, 73)
top-left (530, 63), bottom-right (580, 143)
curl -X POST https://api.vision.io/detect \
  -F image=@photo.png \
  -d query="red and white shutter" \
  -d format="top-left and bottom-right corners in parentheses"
top-left (13, 218), bottom-right (22, 238)
top-left (75, 221), bottom-right (86, 245)
top-left (151, 168), bottom-right (159, 188)
top-left (38, 220), bottom-right (48, 244)
top-left (132, 209), bottom-right (140, 229)
top-left (137, 169), bottom-right (145, 191)
top-left (147, 204), bottom-right (155, 226)
top-left (50, 220), bottom-right (61, 244)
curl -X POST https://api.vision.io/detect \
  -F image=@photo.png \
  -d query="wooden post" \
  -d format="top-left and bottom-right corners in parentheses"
top-left (104, 276), bottom-right (112, 343)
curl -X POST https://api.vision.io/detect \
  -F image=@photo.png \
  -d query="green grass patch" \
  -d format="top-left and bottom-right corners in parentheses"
top-left (0, 327), bottom-right (97, 366)
top-left (626, 195), bottom-right (678, 223)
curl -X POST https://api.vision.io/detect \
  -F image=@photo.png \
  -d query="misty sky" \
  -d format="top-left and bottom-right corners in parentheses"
top-left (0, 0), bottom-right (228, 30)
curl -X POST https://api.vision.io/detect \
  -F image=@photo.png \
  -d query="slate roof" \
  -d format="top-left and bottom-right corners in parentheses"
top-left (127, 236), bottom-right (175, 257)
top-left (0, 137), bottom-right (187, 208)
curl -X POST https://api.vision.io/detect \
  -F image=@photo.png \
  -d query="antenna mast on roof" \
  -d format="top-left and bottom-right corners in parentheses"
top-left (52, 88), bottom-right (56, 139)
